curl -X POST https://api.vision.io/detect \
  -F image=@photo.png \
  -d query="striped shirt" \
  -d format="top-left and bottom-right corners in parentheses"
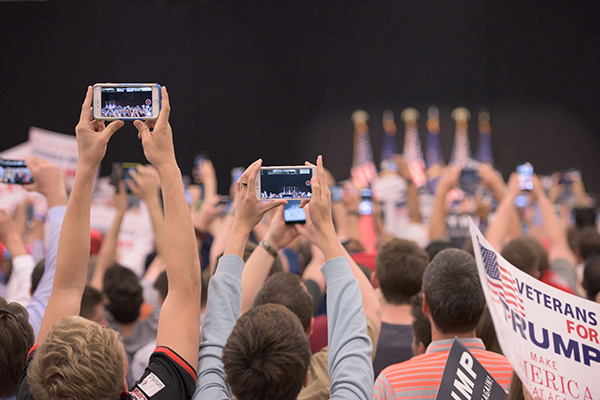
top-left (373, 338), bottom-right (513, 400)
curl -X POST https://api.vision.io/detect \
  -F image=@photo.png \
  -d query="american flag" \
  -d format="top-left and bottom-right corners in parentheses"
top-left (475, 111), bottom-right (494, 165)
top-left (449, 125), bottom-right (471, 167)
top-left (351, 124), bottom-right (377, 189)
top-left (402, 124), bottom-right (427, 188)
top-left (478, 240), bottom-right (526, 318)
top-left (425, 106), bottom-right (444, 193)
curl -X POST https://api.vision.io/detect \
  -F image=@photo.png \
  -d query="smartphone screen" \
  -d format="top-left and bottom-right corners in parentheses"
top-left (459, 168), bottom-right (480, 195)
top-left (517, 163), bottom-right (534, 191)
top-left (0, 159), bottom-right (34, 184)
top-left (283, 200), bottom-right (306, 224)
top-left (258, 166), bottom-right (315, 200)
top-left (359, 188), bottom-right (373, 215)
top-left (330, 185), bottom-right (343, 203)
top-left (100, 87), bottom-right (154, 118)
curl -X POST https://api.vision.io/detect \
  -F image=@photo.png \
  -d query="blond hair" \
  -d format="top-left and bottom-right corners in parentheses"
top-left (28, 316), bottom-right (124, 400)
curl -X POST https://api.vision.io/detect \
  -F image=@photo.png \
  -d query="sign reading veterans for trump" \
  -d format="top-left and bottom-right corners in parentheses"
top-left (469, 221), bottom-right (600, 400)
top-left (436, 339), bottom-right (507, 400)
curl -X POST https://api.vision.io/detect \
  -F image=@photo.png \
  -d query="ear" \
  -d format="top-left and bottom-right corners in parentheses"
top-left (303, 370), bottom-right (311, 388)
top-left (422, 292), bottom-right (430, 316)
top-left (371, 270), bottom-right (380, 289)
top-left (121, 378), bottom-right (128, 395)
top-left (306, 317), bottom-right (314, 339)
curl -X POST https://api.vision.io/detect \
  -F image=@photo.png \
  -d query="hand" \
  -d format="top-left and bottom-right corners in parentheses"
top-left (295, 208), bottom-right (322, 250)
top-left (23, 157), bottom-right (68, 208)
top-left (300, 156), bottom-right (334, 234)
top-left (478, 163), bottom-right (505, 193)
top-left (506, 172), bottom-right (521, 198)
top-left (134, 86), bottom-right (177, 172)
top-left (530, 175), bottom-right (546, 200)
top-left (393, 155), bottom-right (411, 180)
top-left (437, 165), bottom-right (461, 193)
top-left (113, 180), bottom-right (128, 214)
top-left (341, 181), bottom-right (360, 210)
top-left (192, 195), bottom-right (224, 232)
top-left (75, 87), bottom-right (124, 170)
top-left (128, 165), bottom-right (160, 202)
top-left (0, 209), bottom-right (16, 243)
top-left (233, 159), bottom-right (286, 233)
top-left (263, 206), bottom-right (299, 250)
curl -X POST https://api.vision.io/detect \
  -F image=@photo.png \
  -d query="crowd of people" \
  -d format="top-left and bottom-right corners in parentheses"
top-left (101, 103), bottom-right (153, 119)
top-left (0, 86), bottom-right (598, 400)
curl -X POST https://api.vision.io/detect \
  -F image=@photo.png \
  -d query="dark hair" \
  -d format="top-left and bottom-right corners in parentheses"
top-left (254, 272), bottom-right (312, 334)
top-left (583, 256), bottom-right (600, 300)
top-left (578, 228), bottom-right (600, 261)
top-left (376, 238), bottom-right (429, 304)
top-left (80, 285), bottom-right (106, 320)
top-left (476, 307), bottom-right (502, 354)
top-left (425, 239), bottom-right (458, 261)
top-left (222, 304), bottom-right (311, 400)
top-left (0, 297), bottom-right (34, 397)
top-left (103, 264), bottom-right (143, 324)
top-left (574, 207), bottom-right (597, 229)
top-left (410, 294), bottom-right (431, 349)
top-left (501, 238), bottom-right (540, 277)
top-left (31, 258), bottom-right (45, 293)
top-left (423, 249), bottom-right (485, 333)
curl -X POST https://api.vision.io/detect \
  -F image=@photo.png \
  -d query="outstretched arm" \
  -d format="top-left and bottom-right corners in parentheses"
top-left (134, 86), bottom-right (201, 367)
top-left (35, 87), bottom-right (123, 345)
top-left (428, 165), bottom-right (460, 241)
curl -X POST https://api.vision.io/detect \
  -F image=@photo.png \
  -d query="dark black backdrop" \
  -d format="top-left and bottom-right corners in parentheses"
top-left (1, 0), bottom-right (600, 194)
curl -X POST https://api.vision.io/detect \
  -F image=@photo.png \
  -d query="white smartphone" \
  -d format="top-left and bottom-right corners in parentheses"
top-left (93, 83), bottom-right (161, 120)
top-left (255, 166), bottom-right (316, 201)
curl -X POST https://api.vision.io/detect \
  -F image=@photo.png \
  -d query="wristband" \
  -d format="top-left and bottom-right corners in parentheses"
top-left (259, 240), bottom-right (278, 257)
top-left (347, 210), bottom-right (361, 217)
top-left (405, 177), bottom-right (413, 186)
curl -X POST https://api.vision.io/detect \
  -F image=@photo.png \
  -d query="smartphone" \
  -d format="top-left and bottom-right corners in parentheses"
top-left (330, 185), bottom-right (343, 203)
top-left (256, 166), bottom-right (316, 200)
top-left (93, 83), bottom-right (161, 120)
top-left (284, 200), bottom-right (306, 224)
top-left (0, 159), bottom-right (33, 184)
top-left (516, 163), bottom-right (534, 191)
top-left (459, 168), bottom-right (480, 195)
top-left (111, 162), bottom-right (141, 194)
top-left (359, 188), bottom-right (373, 215)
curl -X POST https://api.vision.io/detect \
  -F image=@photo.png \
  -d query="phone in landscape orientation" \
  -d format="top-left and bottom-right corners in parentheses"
top-left (284, 200), bottom-right (306, 224)
top-left (516, 163), bottom-right (534, 191)
top-left (459, 168), bottom-right (480, 196)
top-left (93, 83), bottom-right (161, 120)
top-left (256, 166), bottom-right (316, 201)
top-left (359, 188), bottom-right (373, 215)
top-left (0, 159), bottom-right (33, 185)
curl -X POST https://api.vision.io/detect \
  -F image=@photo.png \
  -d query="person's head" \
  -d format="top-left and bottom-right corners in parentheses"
top-left (583, 256), bottom-right (600, 302)
top-left (222, 304), bottom-right (311, 400)
top-left (422, 249), bottom-right (485, 334)
top-left (0, 298), bottom-right (34, 397)
top-left (501, 238), bottom-right (540, 278)
top-left (103, 264), bottom-right (143, 324)
top-left (410, 294), bottom-right (431, 356)
top-left (80, 285), bottom-right (109, 328)
top-left (254, 272), bottom-right (313, 335)
top-left (578, 228), bottom-right (600, 261)
top-left (574, 207), bottom-right (597, 230)
top-left (28, 316), bottom-right (126, 400)
top-left (374, 238), bottom-right (429, 305)
top-left (425, 239), bottom-right (459, 261)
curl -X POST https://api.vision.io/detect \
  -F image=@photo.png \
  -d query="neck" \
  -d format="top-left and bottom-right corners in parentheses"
top-left (381, 303), bottom-right (414, 325)
top-left (430, 327), bottom-right (477, 343)
top-left (119, 322), bottom-right (136, 340)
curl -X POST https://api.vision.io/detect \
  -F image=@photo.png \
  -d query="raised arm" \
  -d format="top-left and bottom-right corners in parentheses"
top-left (89, 180), bottom-right (127, 291)
top-left (302, 156), bottom-right (373, 399)
top-left (133, 86), bottom-right (201, 367)
top-left (35, 87), bottom-right (123, 345)
top-left (240, 205), bottom-right (298, 314)
top-left (428, 165), bottom-right (460, 241)
top-left (129, 165), bottom-right (166, 258)
top-left (395, 155), bottom-right (422, 223)
top-left (484, 172), bottom-right (523, 250)
top-left (0, 209), bottom-right (32, 305)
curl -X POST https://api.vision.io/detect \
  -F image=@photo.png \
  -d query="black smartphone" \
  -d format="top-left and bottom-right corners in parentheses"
top-left (0, 159), bottom-right (34, 184)
top-left (283, 200), bottom-right (306, 224)
top-left (459, 168), bottom-right (480, 195)
top-left (111, 162), bottom-right (141, 194)
top-left (359, 188), bottom-right (373, 216)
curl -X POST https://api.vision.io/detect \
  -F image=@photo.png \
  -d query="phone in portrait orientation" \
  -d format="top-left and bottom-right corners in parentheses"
top-left (111, 162), bottom-right (141, 194)
top-left (284, 200), bottom-right (306, 225)
top-left (256, 166), bottom-right (316, 201)
top-left (516, 163), bottom-right (534, 191)
top-left (359, 188), bottom-right (373, 215)
top-left (93, 83), bottom-right (161, 120)
top-left (459, 168), bottom-right (480, 196)
top-left (0, 159), bottom-right (34, 185)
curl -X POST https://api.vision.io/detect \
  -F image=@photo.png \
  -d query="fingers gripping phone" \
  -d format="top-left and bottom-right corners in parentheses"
top-left (256, 166), bottom-right (316, 201)
top-left (0, 159), bottom-right (33, 184)
top-left (93, 83), bottom-right (161, 120)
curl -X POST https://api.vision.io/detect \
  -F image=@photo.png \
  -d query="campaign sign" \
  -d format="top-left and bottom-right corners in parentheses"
top-left (436, 339), bottom-right (507, 400)
top-left (469, 221), bottom-right (600, 400)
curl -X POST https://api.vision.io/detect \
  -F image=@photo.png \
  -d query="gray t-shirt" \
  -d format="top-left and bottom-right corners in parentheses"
top-left (373, 323), bottom-right (413, 378)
